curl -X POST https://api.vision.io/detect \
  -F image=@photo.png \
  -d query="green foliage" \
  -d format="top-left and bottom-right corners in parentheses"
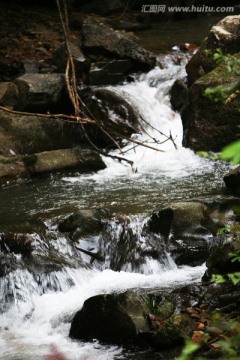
top-left (204, 85), bottom-right (228, 102)
top-left (175, 339), bottom-right (200, 360)
top-left (196, 151), bottom-right (221, 160)
top-left (145, 294), bottom-right (162, 316)
top-left (204, 50), bottom-right (240, 103)
top-left (221, 141), bottom-right (240, 165)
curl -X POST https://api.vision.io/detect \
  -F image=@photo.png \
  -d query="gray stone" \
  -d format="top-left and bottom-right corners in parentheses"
top-left (14, 73), bottom-right (66, 112)
top-left (0, 155), bottom-right (26, 185)
top-left (0, 82), bottom-right (19, 109)
top-left (186, 15), bottom-right (240, 85)
top-left (81, 87), bottom-right (140, 146)
top-left (170, 77), bottom-right (188, 111)
top-left (52, 42), bottom-right (90, 82)
top-left (23, 148), bottom-right (106, 175)
top-left (0, 109), bottom-right (73, 155)
top-left (183, 62), bottom-right (240, 151)
top-left (81, 17), bottom-right (156, 71)
top-left (89, 59), bottom-right (132, 85)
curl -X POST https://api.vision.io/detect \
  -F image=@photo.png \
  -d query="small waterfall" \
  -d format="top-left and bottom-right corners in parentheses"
top-left (74, 65), bottom-right (212, 179)
top-left (100, 217), bottom-right (177, 274)
top-left (0, 62), bottom-right (219, 359)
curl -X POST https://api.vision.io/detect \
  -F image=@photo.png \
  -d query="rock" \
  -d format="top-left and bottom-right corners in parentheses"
top-left (0, 59), bottom-right (24, 82)
top-left (153, 314), bottom-right (195, 349)
top-left (205, 240), bottom-right (240, 280)
top-left (0, 232), bottom-right (33, 255)
top-left (80, 88), bottom-right (140, 146)
top-left (186, 15), bottom-right (240, 85)
top-left (23, 148), bottom-right (106, 175)
top-left (81, 17), bottom-right (156, 71)
top-left (0, 82), bottom-right (19, 109)
top-left (0, 149), bottom-right (106, 185)
top-left (182, 61), bottom-right (240, 151)
top-left (170, 77), bottom-right (188, 111)
top-left (0, 155), bottom-right (26, 184)
top-left (145, 208), bottom-right (173, 239)
top-left (89, 59), bottom-right (132, 85)
top-left (0, 109), bottom-right (73, 155)
top-left (52, 42), bottom-right (90, 83)
top-left (58, 208), bottom-right (110, 233)
top-left (69, 291), bottom-right (149, 347)
top-left (224, 166), bottom-right (240, 193)
top-left (144, 202), bottom-right (211, 266)
top-left (14, 73), bottom-right (67, 112)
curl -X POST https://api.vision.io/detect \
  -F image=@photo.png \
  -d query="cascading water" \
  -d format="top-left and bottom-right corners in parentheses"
top-left (0, 61), bottom-right (230, 359)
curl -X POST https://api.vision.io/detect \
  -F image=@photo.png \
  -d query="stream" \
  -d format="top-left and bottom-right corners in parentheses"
top-left (0, 16), bottom-right (235, 360)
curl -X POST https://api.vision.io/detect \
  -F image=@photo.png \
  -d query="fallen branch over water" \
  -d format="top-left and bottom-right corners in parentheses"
top-left (0, 105), bottom-right (95, 124)
top-left (75, 245), bottom-right (104, 262)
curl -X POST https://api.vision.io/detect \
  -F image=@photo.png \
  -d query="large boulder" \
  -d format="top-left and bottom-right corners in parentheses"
top-left (58, 208), bottom-right (110, 234)
top-left (0, 149), bottom-right (106, 185)
top-left (203, 238), bottom-right (240, 281)
top-left (143, 202), bottom-right (211, 265)
top-left (183, 61), bottom-right (240, 151)
top-left (186, 15), bottom-right (240, 85)
top-left (81, 17), bottom-right (156, 71)
top-left (80, 87), bottom-right (140, 146)
top-left (69, 291), bottom-right (149, 347)
top-left (23, 148), bottom-right (106, 175)
top-left (51, 42), bottom-right (90, 83)
top-left (0, 109), bottom-right (74, 155)
top-left (14, 73), bottom-right (67, 112)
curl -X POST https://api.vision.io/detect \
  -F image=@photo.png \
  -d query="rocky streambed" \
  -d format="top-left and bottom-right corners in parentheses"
top-left (0, 2), bottom-right (240, 359)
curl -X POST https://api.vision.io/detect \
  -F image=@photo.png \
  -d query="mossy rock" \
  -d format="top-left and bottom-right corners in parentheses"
top-left (183, 61), bottom-right (240, 151)
top-left (153, 313), bottom-right (196, 349)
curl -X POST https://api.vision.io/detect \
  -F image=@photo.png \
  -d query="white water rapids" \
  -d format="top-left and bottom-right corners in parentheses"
top-left (0, 64), bottom-right (220, 359)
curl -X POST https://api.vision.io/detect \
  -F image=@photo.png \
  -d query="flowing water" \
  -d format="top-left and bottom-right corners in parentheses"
top-left (0, 35), bottom-right (234, 359)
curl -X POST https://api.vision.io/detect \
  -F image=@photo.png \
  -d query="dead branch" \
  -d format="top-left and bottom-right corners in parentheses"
top-left (80, 122), bottom-right (134, 167)
top-left (0, 105), bottom-right (95, 124)
top-left (75, 245), bottom-right (104, 262)
top-left (123, 135), bottom-right (165, 152)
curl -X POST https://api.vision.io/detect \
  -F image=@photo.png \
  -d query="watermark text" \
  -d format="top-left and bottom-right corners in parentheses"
top-left (141, 4), bottom-right (234, 13)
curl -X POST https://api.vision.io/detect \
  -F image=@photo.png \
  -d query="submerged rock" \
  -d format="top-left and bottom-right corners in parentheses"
top-left (58, 208), bottom-right (110, 234)
top-left (0, 232), bottom-right (33, 255)
top-left (144, 202), bottom-right (211, 266)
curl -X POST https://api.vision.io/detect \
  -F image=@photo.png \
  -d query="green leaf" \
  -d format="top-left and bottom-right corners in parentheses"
top-left (228, 273), bottom-right (240, 285)
top-left (221, 141), bottom-right (240, 164)
top-left (212, 274), bottom-right (226, 284)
